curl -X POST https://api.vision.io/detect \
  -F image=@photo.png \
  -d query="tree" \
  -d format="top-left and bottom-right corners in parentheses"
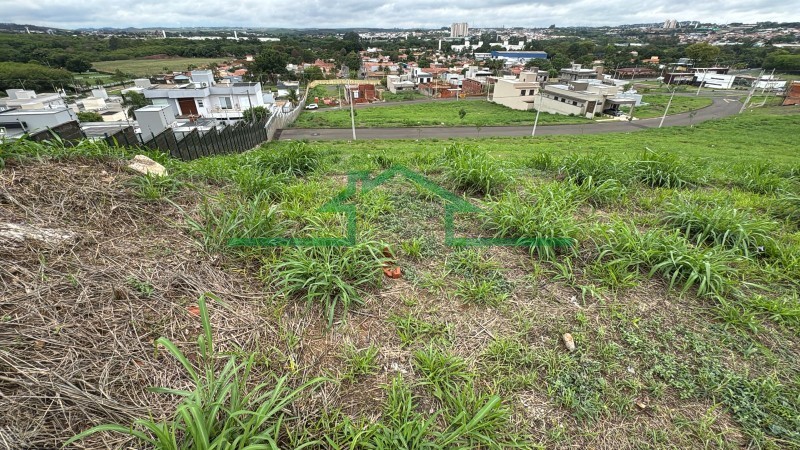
top-left (342, 52), bottom-right (361, 77)
top-left (65, 57), bottom-right (92, 73)
top-left (685, 43), bottom-right (721, 67)
top-left (122, 91), bottom-right (151, 119)
top-left (242, 106), bottom-right (269, 122)
top-left (252, 49), bottom-right (288, 84)
top-left (77, 111), bottom-right (103, 122)
top-left (286, 89), bottom-right (299, 106)
top-left (303, 66), bottom-right (324, 82)
top-left (0, 62), bottom-right (74, 93)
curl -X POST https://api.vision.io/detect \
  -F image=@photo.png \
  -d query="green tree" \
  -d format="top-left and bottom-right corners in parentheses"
top-left (685, 42), bottom-right (721, 67)
top-left (242, 106), bottom-right (269, 122)
top-left (252, 48), bottom-right (288, 84)
top-left (303, 66), bottom-right (324, 82)
top-left (77, 111), bottom-right (103, 122)
top-left (286, 89), bottom-right (299, 107)
top-left (65, 57), bottom-right (92, 73)
top-left (0, 62), bottom-right (74, 93)
top-left (122, 91), bottom-right (151, 119)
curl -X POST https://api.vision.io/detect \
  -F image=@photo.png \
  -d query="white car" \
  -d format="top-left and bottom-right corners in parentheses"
top-left (305, 103), bottom-right (319, 110)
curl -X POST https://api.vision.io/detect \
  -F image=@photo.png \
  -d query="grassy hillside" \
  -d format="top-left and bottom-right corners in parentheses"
top-left (92, 57), bottom-right (228, 76)
top-left (1, 107), bottom-right (799, 449)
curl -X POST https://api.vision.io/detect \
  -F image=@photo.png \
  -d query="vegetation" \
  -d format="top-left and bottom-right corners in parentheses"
top-left (293, 100), bottom-right (590, 128)
top-left (92, 58), bottom-right (228, 76)
top-left (624, 94), bottom-right (713, 119)
top-left (3, 105), bottom-right (800, 449)
top-left (76, 111), bottom-right (104, 122)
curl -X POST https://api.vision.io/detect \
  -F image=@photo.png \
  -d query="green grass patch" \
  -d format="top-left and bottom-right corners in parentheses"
top-left (92, 57), bottom-right (228, 76)
top-left (293, 100), bottom-right (590, 128)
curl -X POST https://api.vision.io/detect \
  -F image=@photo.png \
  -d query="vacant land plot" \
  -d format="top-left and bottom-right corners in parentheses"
top-left (624, 94), bottom-right (714, 119)
top-left (293, 99), bottom-right (591, 128)
top-left (2, 107), bottom-right (799, 449)
top-left (92, 57), bottom-right (228, 76)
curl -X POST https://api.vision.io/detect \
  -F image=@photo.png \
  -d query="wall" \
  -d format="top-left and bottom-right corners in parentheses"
top-left (492, 80), bottom-right (537, 111)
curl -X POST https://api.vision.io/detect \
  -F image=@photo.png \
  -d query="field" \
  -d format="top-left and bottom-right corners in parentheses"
top-left (624, 94), bottom-right (714, 119)
top-left (1, 107), bottom-right (799, 449)
top-left (293, 99), bottom-right (591, 128)
top-left (92, 57), bottom-right (228, 76)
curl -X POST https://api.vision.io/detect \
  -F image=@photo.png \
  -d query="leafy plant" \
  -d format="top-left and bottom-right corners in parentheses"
top-left (253, 141), bottom-right (322, 176)
top-left (390, 313), bottom-right (451, 347)
top-left (632, 149), bottom-right (700, 188)
top-left (442, 144), bottom-right (509, 196)
top-left (663, 196), bottom-right (777, 256)
top-left (65, 294), bottom-right (324, 449)
top-left (272, 239), bottom-right (388, 326)
top-left (129, 174), bottom-right (182, 201)
top-left (186, 192), bottom-right (286, 251)
top-left (340, 343), bottom-right (380, 381)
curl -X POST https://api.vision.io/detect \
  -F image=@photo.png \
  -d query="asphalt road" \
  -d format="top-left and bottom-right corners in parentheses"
top-left (279, 96), bottom-right (743, 141)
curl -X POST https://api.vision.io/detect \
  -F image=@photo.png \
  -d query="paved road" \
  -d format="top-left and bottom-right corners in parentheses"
top-left (279, 96), bottom-right (742, 141)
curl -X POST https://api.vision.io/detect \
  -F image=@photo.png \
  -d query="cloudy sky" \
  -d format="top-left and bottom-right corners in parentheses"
top-left (0, 0), bottom-right (795, 29)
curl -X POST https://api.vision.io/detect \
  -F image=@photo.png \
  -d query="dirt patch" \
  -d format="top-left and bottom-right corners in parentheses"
top-left (0, 160), bottom-right (274, 448)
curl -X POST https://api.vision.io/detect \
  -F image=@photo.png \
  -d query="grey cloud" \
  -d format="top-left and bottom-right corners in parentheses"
top-left (0, 0), bottom-right (796, 29)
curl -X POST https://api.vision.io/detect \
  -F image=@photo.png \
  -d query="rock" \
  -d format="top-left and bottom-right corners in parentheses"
top-left (127, 155), bottom-right (167, 177)
top-left (562, 333), bottom-right (576, 352)
top-left (0, 222), bottom-right (77, 246)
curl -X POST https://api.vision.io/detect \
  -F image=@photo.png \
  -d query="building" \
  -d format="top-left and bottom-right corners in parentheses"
top-left (0, 107), bottom-right (77, 139)
top-left (411, 67), bottom-right (433, 84)
top-left (490, 50), bottom-right (548, 65)
top-left (694, 72), bottom-right (735, 89)
top-left (560, 64), bottom-right (601, 82)
top-left (450, 22), bottom-right (469, 38)
top-left (0, 89), bottom-right (67, 111)
top-left (533, 81), bottom-right (634, 119)
top-left (386, 74), bottom-right (417, 93)
top-left (616, 67), bottom-right (657, 79)
top-left (783, 81), bottom-right (800, 106)
top-left (491, 71), bottom-right (541, 111)
top-left (141, 70), bottom-right (265, 122)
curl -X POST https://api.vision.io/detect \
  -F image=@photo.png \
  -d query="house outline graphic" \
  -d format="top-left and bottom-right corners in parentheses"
top-left (228, 165), bottom-right (573, 249)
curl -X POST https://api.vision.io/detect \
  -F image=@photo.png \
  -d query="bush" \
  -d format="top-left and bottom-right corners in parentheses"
top-left (442, 144), bottom-right (510, 196)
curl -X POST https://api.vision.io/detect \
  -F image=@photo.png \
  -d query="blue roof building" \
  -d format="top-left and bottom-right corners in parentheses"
top-left (490, 51), bottom-right (548, 61)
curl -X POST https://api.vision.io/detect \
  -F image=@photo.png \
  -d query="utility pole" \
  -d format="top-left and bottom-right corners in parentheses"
top-left (348, 85), bottom-right (357, 140)
top-left (531, 88), bottom-right (543, 137)
top-left (659, 87), bottom-right (676, 128)
top-left (739, 70), bottom-right (763, 114)
top-left (695, 68), bottom-right (707, 96)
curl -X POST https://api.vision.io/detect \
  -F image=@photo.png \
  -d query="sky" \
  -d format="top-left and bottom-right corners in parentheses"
top-left (0, 0), bottom-right (796, 29)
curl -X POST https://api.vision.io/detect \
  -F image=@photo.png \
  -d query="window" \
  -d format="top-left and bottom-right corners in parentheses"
top-left (196, 99), bottom-right (204, 108)
top-left (220, 97), bottom-right (233, 109)
top-left (520, 90), bottom-right (525, 96)
top-left (572, 101), bottom-right (578, 106)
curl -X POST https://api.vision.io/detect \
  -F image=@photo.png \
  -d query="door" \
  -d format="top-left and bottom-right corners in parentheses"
top-left (178, 98), bottom-right (199, 116)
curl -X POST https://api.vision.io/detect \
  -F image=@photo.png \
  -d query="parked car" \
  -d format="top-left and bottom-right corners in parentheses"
top-left (305, 103), bottom-right (319, 110)
top-left (603, 108), bottom-right (622, 116)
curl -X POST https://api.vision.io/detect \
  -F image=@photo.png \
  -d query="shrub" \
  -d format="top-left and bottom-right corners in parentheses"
top-left (663, 196), bottom-right (777, 256)
top-left (442, 144), bottom-right (510, 196)
top-left (272, 239), bottom-right (388, 326)
top-left (526, 152), bottom-right (556, 171)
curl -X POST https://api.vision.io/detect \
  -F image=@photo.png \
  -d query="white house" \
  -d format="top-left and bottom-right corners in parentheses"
top-left (534, 81), bottom-right (634, 119)
top-left (491, 71), bottom-right (540, 111)
top-left (1, 89), bottom-right (67, 111)
top-left (695, 72), bottom-right (735, 89)
top-left (0, 107), bottom-right (77, 139)
top-left (141, 70), bottom-right (265, 122)
top-left (386, 75), bottom-right (417, 93)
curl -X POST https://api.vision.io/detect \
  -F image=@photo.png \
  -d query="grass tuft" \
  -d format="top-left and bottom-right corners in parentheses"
top-left (443, 144), bottom-right (510, 196)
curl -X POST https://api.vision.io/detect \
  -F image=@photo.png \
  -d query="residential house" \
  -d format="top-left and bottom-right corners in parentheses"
top-left (491, 71), bottom-right (541, 111)
top-left (534, 81), bottom-right (634, 119)
top-left (386, 74), bottom-right (417, 93)
top-left (142, 70), bottom-right (265, 122)
top-left (559, 64), bottom-right (601, 82)
top-left (0, 107), bottom-right (77, 139)
top-left (0, 89), bottom-right (67, 111)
